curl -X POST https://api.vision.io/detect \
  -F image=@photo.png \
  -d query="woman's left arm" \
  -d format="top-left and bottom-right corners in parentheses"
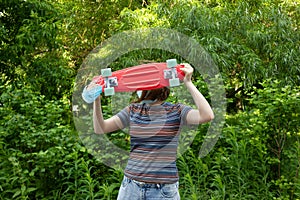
top-left (181, 63), bottom-right (214, 125)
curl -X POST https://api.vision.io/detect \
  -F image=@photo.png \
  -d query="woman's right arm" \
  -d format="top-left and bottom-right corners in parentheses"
top-left (93, 96), bottom-right (124, 134)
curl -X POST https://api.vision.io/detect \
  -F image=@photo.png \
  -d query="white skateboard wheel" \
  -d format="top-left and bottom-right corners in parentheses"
top-left (104, 87), bottom-right (115, 96)
top-left (101, 68), bottom-right (112, 77)
top-left (169, 78), bottom-right (180, 87)
top-left (167, 59), bottom-right (177, 68)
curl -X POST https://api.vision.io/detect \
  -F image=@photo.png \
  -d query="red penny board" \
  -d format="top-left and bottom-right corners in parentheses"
top-left (92, 63), bottom-right (185, 93)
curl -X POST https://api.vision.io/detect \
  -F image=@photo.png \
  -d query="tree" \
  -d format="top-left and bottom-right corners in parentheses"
top-left (0, 0), bottom-right (73, 99)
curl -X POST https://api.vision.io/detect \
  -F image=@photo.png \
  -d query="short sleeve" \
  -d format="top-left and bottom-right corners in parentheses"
top-left (116, 106), bottom-right (130, 128)
top-left (179, 104), bottom-right (193, 125)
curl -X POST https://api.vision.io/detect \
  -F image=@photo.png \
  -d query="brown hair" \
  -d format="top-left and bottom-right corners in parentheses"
top-left (134, 87), bottom-right (170, 103)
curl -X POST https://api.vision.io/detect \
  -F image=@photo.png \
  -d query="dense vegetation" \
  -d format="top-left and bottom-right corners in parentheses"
top-left (1, 0), bottom-right (299, 199)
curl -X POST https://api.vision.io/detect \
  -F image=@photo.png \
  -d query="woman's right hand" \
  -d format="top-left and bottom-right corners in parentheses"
top-left (82, 82), bottom-right (102, 104)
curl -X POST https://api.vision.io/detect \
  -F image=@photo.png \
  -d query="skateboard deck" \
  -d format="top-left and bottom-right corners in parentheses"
top-left (91, 59), bottom-right (185, 96)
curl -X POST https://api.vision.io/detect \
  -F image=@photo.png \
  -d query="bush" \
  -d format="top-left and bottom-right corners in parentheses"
top-left (0, 86), bottom-right (88, 199)
top-left (177, 79), bottom-right (299, 199)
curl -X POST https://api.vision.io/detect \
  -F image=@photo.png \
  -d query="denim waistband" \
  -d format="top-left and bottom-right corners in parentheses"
top-left (125, 176), bottom-right (177, 189)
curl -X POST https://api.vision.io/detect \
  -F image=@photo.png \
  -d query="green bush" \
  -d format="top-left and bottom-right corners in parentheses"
top-left (177, 79), bottom-right (299, 199)
top-left (248, 80), bottom-right (300, 199)
top-left (0, 86), bottom-right (86, 199)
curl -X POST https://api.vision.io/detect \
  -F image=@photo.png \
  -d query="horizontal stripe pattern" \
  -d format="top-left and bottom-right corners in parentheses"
top-left (117, 102), bottom-right (192, 183)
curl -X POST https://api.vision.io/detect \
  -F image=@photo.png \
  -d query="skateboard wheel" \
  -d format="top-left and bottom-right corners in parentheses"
top-left (169, 78), bottom-right (180, 87)
top-left (101, 68), bottom-right (112, 77)
top-left (167, 59), bottom-right (177, 68)
top-left (104, 87), bottom-right (115, 96)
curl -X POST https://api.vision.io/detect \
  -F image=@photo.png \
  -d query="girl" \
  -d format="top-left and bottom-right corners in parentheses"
top-left (85, 63), bottom-right (214, 199)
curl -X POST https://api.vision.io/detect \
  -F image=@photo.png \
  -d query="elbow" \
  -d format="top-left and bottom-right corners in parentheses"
top-left (93, 125), bottom-right (105, 134)
top-left (209, 112), bottom-right (215, 121)
top-left (94, 130), bottom-right (104, 134)
top-left (203, 112), bottom-right (214, 123)
top-left (94, 129), bottom-right (103, 134)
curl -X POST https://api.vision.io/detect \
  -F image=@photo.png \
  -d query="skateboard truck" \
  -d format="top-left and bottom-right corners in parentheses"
top-left (101, 68), bottom-right (118, 96)
top-left (165, 59), bottom-right (180, 87)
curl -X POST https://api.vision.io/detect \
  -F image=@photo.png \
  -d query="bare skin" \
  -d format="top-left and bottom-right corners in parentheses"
top-left (93, 63), bottom-right (214, 134)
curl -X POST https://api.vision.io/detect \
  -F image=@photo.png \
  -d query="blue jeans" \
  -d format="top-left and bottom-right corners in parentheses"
top-left (117, 176), bottom-right (180, 200)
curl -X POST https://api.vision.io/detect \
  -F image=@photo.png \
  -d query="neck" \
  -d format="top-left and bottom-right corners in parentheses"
top-left (141, 100), bottom-right (163, 105)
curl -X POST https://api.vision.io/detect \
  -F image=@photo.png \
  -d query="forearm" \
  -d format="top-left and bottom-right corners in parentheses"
top-left (185, 81), bottom-right (214, 122)
top-left (93, 96), bottom-right (105, 134)
top-left (93, 96), bottom-right (124, 134)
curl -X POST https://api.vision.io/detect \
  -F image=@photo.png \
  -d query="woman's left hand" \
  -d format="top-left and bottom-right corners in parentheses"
top-left (180, 63), bottom-right (194, 83)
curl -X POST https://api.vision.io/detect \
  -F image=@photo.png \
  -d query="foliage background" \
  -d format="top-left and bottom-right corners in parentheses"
top-left (0, 0), bottom-right (299, 199)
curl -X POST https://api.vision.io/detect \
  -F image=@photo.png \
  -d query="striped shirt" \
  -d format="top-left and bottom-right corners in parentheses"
top-left (117, 102), bottom-right (192, 183)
